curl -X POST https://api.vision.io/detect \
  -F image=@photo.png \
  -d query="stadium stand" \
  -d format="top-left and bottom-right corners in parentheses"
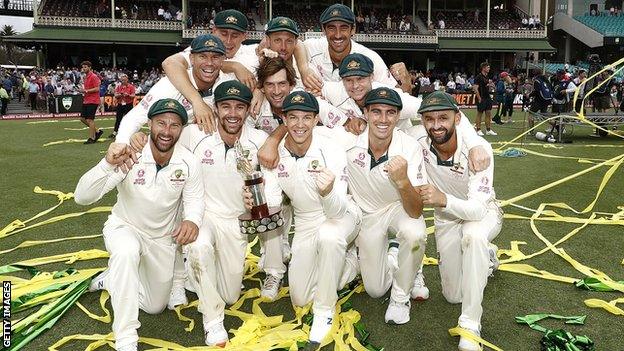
top-left (574, 14), bottom-right (624, 36)
top-left (419, 10), bottom-right (525, 30)
top-left (41, 0), bottom-right (175, 20)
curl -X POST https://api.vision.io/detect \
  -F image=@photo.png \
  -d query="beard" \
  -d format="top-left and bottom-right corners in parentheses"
top-left (150, 131), bottom-right (178, 153)
top-left (427, 126), bottom-right (455, 145)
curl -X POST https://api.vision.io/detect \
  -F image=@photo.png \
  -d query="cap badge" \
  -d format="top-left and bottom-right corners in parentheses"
top-left (226, 87), bottom-right (241, 95)
top-left (165, 101), bottom-right (177, 108)
top-left (377, 90), bottom-right (388, 97)
top-left (331, 9), bottom-right (340, 16)
top-left (346, 60), bottom-right (360, 70)
top-left (225, 16), bottom-right (238, 24)
top-left (291, 94), bottom-right (306, 103)
top-left (278, 18), bottom-right (289, 25)
top-left (205, 39), bottom-right (216, 47)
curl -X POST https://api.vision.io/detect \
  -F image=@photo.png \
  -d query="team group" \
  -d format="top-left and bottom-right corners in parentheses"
top-left (74, 4), bottom-right (503, 351)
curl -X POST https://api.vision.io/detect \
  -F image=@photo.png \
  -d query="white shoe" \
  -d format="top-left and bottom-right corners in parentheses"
top-left (410, 270), bottom-right (430, 301)
top-left (261, 274), bottom-right (281, 300)
top-left (309, 311), bottom-right (334, 343)
top-left (117, 343), bottom-right (138, 351)
top-left (485, 129), bottom-right (498, 136)
top-left (167, 286), bottom-right (188, 310)
top-left (384, 299), bottom-right (411, 324)
top-left (487, 243), bottom-right (500, 277)
top-left (458, 327), bottom-right (481, 351)
top-left (89, 270), bottom-right (108, 292)
top-left (204, 321), bottom-right (228, 347)
top-left (477, 130), bottom-right (484, 136)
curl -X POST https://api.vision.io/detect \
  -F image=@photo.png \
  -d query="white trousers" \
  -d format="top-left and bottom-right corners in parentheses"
top-left (356, 202), bottom-right (427, 303)
top-left (259, 202), bottom-right (293, 278)
top-left (287, 206), bottom-right (361, 315)
top-left (186, 212), bottom-right (247, 327)
top-left (435, 204), bottom-right (503, 330)
top-left (102, 218), bottom-right (176, 350)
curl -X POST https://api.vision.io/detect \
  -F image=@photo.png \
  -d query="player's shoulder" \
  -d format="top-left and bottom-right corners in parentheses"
top-left (303, 37), bottom-right (327, 56)
top-left (245, 123), bottom-right (269, 146)
top-left (394, 129), bottom-right (424, 154)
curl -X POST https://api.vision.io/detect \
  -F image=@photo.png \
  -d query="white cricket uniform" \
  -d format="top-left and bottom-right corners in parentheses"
top-left (177, 123), bottom-right (281, 327)
top-left (321, 81), bottom-right (420, 131)
top-left (304, 37), bottom-right (397, 86)
top-left (409, 125), bottom-right (502, 332)
top-left (263, 127), bottom-right (361, 315)
top-left (346, 129), bottom-right (427, 302)
top-left (116, 70), bottom-right (236, 144)
top-left (74, 142), bottom-right (204, 350)
top-left (181, 44), bottom-right (260, 76)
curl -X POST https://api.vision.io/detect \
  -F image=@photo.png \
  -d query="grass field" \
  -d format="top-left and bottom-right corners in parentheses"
top-left (1, 110), bottom-right (624, 351)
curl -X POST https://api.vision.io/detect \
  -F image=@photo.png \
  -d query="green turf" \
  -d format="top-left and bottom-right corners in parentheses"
top-left (1, 111), bottom-right (623, 351)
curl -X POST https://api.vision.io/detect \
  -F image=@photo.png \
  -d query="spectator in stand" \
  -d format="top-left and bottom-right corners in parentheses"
top-left (610, 6), bottom-right (615, 15)
top-left (0, 85), bottom-right (8, 115)
top-left (121, 7), bottom-right (128, 19)
top-left (438, 19), bottom-right (445, 29)
top-left (446, 77), bottom-right (456, 92)
top-left (356, 12), bottom-right (365, 32)
top-left (176, 10), bottom-right (183, 21)
top-left (455, 73), bottom-right (465, 90)
top-left (364, 14), bottom-right (370, 32)
top-left (528, 15), bottom-right (535, 29)
top-left (111, 74), bottom-right (136, 139)
top-left (163, 10), bottom-right (172, 21)
top-left (387, 14), bottom-right (392, 30)
top-left (410, 70), bottom-right (421, 97)
top-left (3, 0), bottom-right (9, 10)
top-left (474, 8), bottom-right (480, 22)
top-left (28, 78), bottom-right (39, 111)
top-left (79, 61), bottom-right (103, 144)
top-left (131, 4), bottom-right (138, 19)
top-left (158, 6), bottom-right (165, 18)
top-left (521, 16), bottom-right (528, 29)
top-left (535, 15), bottom-right (541, 28)
top-left (2, 75), bottom-right (13, 100)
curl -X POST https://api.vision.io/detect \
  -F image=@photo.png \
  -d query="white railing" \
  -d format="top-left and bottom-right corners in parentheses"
top-left (435, 28), bottom-right (547, 38)
top-left (183, 29), bottom-right (438, 43)
top-left (36, 16), bottom-right (182, 30)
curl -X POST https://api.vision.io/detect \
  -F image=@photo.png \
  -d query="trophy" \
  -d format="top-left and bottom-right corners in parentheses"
top-left (235, 140), bottom-right (283, 235)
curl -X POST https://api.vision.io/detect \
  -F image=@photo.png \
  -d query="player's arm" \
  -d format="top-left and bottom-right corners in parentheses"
top-left (473, 82), bottom-right (481, 102)
top-left (258, 124), bottom-right (288, 169)
top-left (262, 166), bottom-right (284, 208)
top-left (116, 100), bottom-right (149, 145)
top-left (316, 151), bottom-right (349, 218)
top-left (172, 156), bottom-right (205, 245)
top-left (298, 39), bottom-right (323, 92)
top-left (457, 111), bottom-right (491, 172)
top-left (317, 98), bottom-right (349, 128)
top-left (74, 143), bottom-right (134, 205)
top-left (387, 155), bottom-right (424, 218)
top-left (162, 52), bottom-right (216, 133)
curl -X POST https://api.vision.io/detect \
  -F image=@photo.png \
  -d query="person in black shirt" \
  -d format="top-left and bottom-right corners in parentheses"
top-left (473, 62), bottom-right (497, 136)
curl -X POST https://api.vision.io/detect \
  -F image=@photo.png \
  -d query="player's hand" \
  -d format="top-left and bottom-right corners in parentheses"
top-left (301, 67), bottom-right (323, 93)
top-left (390, 62), bottom-right (411, 93)
top-left (420, 184), bottom-right (447, 207)
top-left (129, 132), bottom-right (148, 153)
top-left (193, 101), bottom-right (216, 134)
top-left (385, 156), bottom-right (410, 189)
top-left (468, 145), bottom-right (491, 173)
top-left (258, 139), bottom-right (280, 169)
top-left (260, 48), bottom-right (279, 59)
top-left (307, 88), bottom-right (322, 97)
top-left (344, 117), bottom-right (367, 135)
top-left (231, 62), bottom-right (257, 90)
top-left (250, 89), bottom-right (265, 117)
top-left (171, 220), bottom-right (199, 245)
top-left (105, 142), bottom-right (138, 173)
top-left (242, 185), bottom-right (254, 211)
top-left (255, 36), bottom-right (270, 56)
top-left (315, 167), bottom-right (335, 197)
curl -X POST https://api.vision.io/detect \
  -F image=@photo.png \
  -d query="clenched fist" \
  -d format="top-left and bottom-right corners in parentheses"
top-left (385, 156), bottom-right (410, 188)
top-left (420, 184), bottom-right (447, 207)
top-left (315, 167), bottom-right (335, 197)
top-left (105, 142), bottom-right (138, 173)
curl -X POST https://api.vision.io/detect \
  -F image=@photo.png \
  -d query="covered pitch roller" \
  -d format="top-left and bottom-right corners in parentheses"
top-left (235, 140), bottom-right (283, 235)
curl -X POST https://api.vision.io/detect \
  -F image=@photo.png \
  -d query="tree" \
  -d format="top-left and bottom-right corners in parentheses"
top-left (0, 25), bottom-right (18, 63)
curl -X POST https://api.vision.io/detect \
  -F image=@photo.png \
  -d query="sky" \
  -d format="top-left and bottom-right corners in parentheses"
top-left (0, 16), bottom-right (34, 34)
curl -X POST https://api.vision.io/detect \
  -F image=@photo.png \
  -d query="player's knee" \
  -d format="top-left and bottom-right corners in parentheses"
top-left (110, 242), bottom-right (140, 265)
top-left (222, 290), bottom-right (241, 305)
top-left (363, 281), bottom-right (388, 298)
top-left (441, 282), bottom-right (462, 304)
top-left (289, 286), bottom-right (310, 307)
top-left (187, 242), bottom-right (214, 266)
top-left (143, 301), bottom-right (167, 314)
top-left (461, 226), bottom-right (488, 250)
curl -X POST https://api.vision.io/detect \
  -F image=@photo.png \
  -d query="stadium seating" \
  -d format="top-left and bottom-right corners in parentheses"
top-left (419, 10), bottom-right (524, 30)
top-left (574, 14), bottom-right (624, 36)
top-left (41, 0), bottom-right (174, 21)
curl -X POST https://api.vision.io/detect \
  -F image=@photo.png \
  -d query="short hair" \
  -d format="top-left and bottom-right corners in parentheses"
top-left (480, 62), bottom-right (490, 70)
top-left (81, 61), bottom-right (92, 67)
top-left (257, 57), bottom-right (297, 88)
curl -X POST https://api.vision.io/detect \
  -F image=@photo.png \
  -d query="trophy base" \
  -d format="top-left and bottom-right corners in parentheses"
top-left (238, 207), bottom-right (283, 235)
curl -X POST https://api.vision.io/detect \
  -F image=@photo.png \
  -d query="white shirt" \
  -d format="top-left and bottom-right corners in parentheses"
top-left (249, 88), bottom-right (349, 135)
top-left (321, 81), bottom-right (420, 131)
top-left (177, 123), bottom-right (280, 219)
top-left (439, 20), bottom-right (445, 29)
top-left (446, 80), bottom-right (456, 90)
top-left (263, 127), bottom-right (352, 222)
top-left (304, 37), bottom-right (397, 87)
top-left (182, 44), bottom-right (260, 76)
top-left (409, 125), bottom-right (496, 222)
top-left (346, 128), bottom-right (427, 215)
top-left (74, 141), bottom-right (205, 240)
top-left (158, 8), bottom-right (164, 16)
top-left (116, 70), bottom-right (235, 144)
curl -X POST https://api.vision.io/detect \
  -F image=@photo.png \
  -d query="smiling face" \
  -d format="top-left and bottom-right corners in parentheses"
top-left (365, 103), bottom-right (399, 143)
top-left (268, 32), bottom-right (297, 61)
top-left (190, 52), bottom-right (225, 86)
top-left (261, 68), bottom-right (294, 110)
top-left (285, 109), bottom-right (318, 151)
top-left (342, 75), bottom-right (373, 104)
top-left (322, 21), bottom-right (354, 55)
top-left (212, 27), bottom-right (246, 59)
top-left (216, 99), bottom-right (249, 137)
top-left (421, 109), bottom-right (460, 145)
top-left (148, 112), bottom-right (183, 153)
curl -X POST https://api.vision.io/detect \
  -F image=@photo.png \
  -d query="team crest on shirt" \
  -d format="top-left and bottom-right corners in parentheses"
top-left (307, 159), bottom-right (321, 176)
top-left (202, 149), bottom-right (214, 165)
top-left (277, 163), bottom-right (289, 178)
top-left (134, 169), bottom-right (146, 185)
top-left (170, 169), bottom-right (186, 184)
top-left (450, 162), bottom-right (465, 176)
top-left (353, 152), bottom-right (366, 168)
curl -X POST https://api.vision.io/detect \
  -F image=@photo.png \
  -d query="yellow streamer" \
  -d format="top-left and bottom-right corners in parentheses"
top-left (76, 290), bottom-right (112, 323)
top-left (448, 326), bottom-right (504, 351)
top-left (0, 234), bottom-right (103, 254)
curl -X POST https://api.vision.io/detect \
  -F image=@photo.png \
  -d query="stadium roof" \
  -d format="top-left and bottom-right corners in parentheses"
top-left (438, 38), bottom-right (555, 52)
top-left (6, 27), bottom-right (183, 46)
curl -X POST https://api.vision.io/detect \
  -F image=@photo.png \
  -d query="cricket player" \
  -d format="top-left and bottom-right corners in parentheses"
top-left (162, 9), bottom-right (260, 133)
top-left (298, 3), bottom-right (411, 94)
top-left (247, 91), bottom-right (361, 345)
top-left (116, 34), bottom-right (235, 144)
top-left (75, 99), bottom-right (204, 351)
top-left (408, 91), bottom-right (502, 351)
top-left (346, 87), bottom-right (427, 324)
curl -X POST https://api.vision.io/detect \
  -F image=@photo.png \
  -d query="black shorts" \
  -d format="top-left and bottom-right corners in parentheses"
top-left (530, 98), bottom-right (549, 113)
top-left (477, 98), bottom-right (493, 112)
top-left (81, 103), bottom-right (98, 119)
top-left (594, 96), bottom-right (611, 111)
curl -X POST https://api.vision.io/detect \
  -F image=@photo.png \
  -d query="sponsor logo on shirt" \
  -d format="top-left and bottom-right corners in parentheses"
top-left (277, 163), bottom-right (289, 178)
top-left (340, 166), bottom-right (349, 182)
top-left (417, 164), bottom-right (423, 180)
top-left (202, 149), bottom-right (214, 165)
top-left (181, 98), bottom-right (192, 110)
top-left (422, 149), bottom-right (430, 164)
top-left (327, 112), bottom-right (339, 128)
top-left (134, 169), bottom-right (146, 185)
top-left (352, 152), bottom-right (366, 168)
top-left (478, 176), bottom-right (490, 193)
